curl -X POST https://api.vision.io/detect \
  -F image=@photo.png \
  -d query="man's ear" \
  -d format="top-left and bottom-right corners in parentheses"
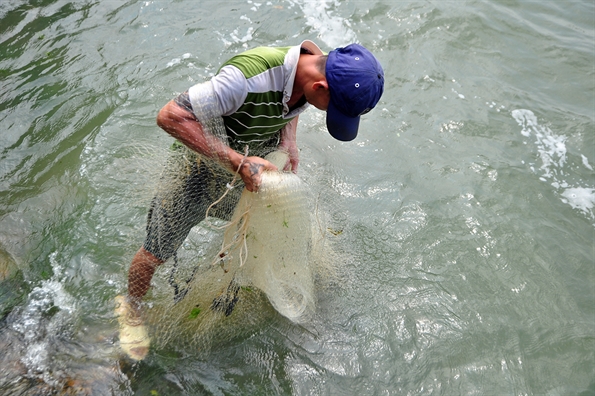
top-left (312, 80), bottom-right (329, 91)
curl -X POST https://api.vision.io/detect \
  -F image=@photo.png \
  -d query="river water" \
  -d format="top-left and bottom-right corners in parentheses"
top-left (1, 0), bottom-right (593, 395)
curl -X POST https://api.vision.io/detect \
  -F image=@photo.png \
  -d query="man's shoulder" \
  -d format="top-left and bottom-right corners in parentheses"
top-left (222, 46), bottom-right (293, 79)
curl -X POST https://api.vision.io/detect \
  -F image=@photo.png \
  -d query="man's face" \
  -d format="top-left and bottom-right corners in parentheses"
top-left (304, 80), bottom-right (331, 111)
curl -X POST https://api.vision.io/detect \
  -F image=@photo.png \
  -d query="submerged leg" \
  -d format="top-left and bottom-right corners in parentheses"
top-left (115, 247), bottom-right (163, 361)
top-left (114, 295), bottom-right (150, 361)
top-left (210, 278), bottom-right (241, 316)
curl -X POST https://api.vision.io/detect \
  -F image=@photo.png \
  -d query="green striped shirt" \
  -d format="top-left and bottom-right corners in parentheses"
top-left (188, 40), bottom-right (323, 150)
top-left (220, 46), bottom-right (294, 144)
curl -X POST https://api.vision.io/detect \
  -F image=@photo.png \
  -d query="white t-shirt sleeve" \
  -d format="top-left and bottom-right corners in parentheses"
top-left (188, 65), bottom-right (248, 118)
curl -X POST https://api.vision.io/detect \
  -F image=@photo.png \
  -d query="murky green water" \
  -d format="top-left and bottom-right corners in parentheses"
top-left (1, 0), bottom-right (594, 395)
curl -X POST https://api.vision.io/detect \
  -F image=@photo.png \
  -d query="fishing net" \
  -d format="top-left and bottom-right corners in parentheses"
top-left (129, 81), bottom-right (335, 352)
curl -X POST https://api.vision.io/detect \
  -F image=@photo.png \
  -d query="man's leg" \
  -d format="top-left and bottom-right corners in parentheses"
top-left (116, 150), bottom-right (237, 360)
top-left (116, 253), bottom-right (153, 361)
top-left (128, 246), bottom-right (164, 303)
top-left (116, 150), bottom-right (199, 361)
top-left (115, 247), bottom-right (163, 361)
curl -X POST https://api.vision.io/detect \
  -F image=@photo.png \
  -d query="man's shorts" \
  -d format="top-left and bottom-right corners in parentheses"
top-left (143, 148), bottom-right (241, 262)
top-left (144, 93), bottom-right (281, 262)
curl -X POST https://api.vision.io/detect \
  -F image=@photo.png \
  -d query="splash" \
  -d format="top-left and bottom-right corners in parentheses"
top-left (512, 109), bottom-right (595, 221)
top-left (287, 0), bottom-right (357, 48)
top-left (10, 252), bottom-right (76, 382)
top-left (560, 187), bottom-right (595, 214)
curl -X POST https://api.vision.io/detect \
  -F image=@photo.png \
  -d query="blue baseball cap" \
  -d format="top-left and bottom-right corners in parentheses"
top-left (326, 44), bottom-right (384, 141)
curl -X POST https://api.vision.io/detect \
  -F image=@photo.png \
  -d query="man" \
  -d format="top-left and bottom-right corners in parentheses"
top-left (116, 40), bottom-right (384, 360)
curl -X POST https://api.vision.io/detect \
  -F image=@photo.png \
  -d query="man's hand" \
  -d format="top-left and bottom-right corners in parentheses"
top-left (237, 156), bottom-right (278, 192)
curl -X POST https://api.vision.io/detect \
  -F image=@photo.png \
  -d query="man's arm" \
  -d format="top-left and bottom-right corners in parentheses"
top-left (156, 100), bottom-right (276, 192)
top-left (278, 116), bottom-right (299, 173)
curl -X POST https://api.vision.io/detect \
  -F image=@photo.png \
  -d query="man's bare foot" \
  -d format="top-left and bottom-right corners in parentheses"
top-left (115, 295), bottom-right (150, 361)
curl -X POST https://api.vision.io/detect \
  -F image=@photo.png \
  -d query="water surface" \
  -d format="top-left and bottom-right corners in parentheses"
top-left (1, 0), bottom-right (594, 395)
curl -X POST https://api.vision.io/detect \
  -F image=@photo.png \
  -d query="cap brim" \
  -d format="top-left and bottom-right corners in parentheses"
top-left (326, 100), bottom-right (360, 141)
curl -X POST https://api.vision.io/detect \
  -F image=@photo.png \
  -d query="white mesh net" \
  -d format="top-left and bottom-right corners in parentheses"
top-left (123, 81), bottom-right (336, 354)
top-left (219, 150), bottom-right (316, 323)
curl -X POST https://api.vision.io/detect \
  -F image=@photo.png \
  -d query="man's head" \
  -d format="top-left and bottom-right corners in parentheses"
top-left (325, 44), bottom-right (384, 141)
top-left (298, 41), bottom-right (384, 141)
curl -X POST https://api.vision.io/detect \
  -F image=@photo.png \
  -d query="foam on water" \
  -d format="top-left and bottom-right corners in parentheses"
top-left (560, 187), bottom-right (595, 214)
top-left (581, 154), bottom-right (593, 171)
top-left (286, 0), bottom-right (357, 48)
top-left (10, 252), bottom-right (76, 380)
top-left (512, 109), bottom-right (595, 222)
top-left (214, 0), bottom-right (356, 49)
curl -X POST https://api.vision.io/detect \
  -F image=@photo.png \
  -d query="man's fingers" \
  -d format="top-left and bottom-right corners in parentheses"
top-left (240, 156), bottom-right (281, 191)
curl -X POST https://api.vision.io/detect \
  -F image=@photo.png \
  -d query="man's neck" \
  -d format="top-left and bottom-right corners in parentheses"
top-left (288, 95), bottom-right (306, 112)
top-left (288, 53), bottom-right (312, 109)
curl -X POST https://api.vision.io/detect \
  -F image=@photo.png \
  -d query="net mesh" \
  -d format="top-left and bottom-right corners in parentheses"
top-left (127, 81), bottom-right (337, 353)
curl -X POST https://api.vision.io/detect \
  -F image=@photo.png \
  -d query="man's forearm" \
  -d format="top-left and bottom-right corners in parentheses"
top-left (278, 116), bottom-right (299, 172)
top-left (156, 99), bottom-right (276, 191)
top-left (156, 100), bottom-right (243, 173)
